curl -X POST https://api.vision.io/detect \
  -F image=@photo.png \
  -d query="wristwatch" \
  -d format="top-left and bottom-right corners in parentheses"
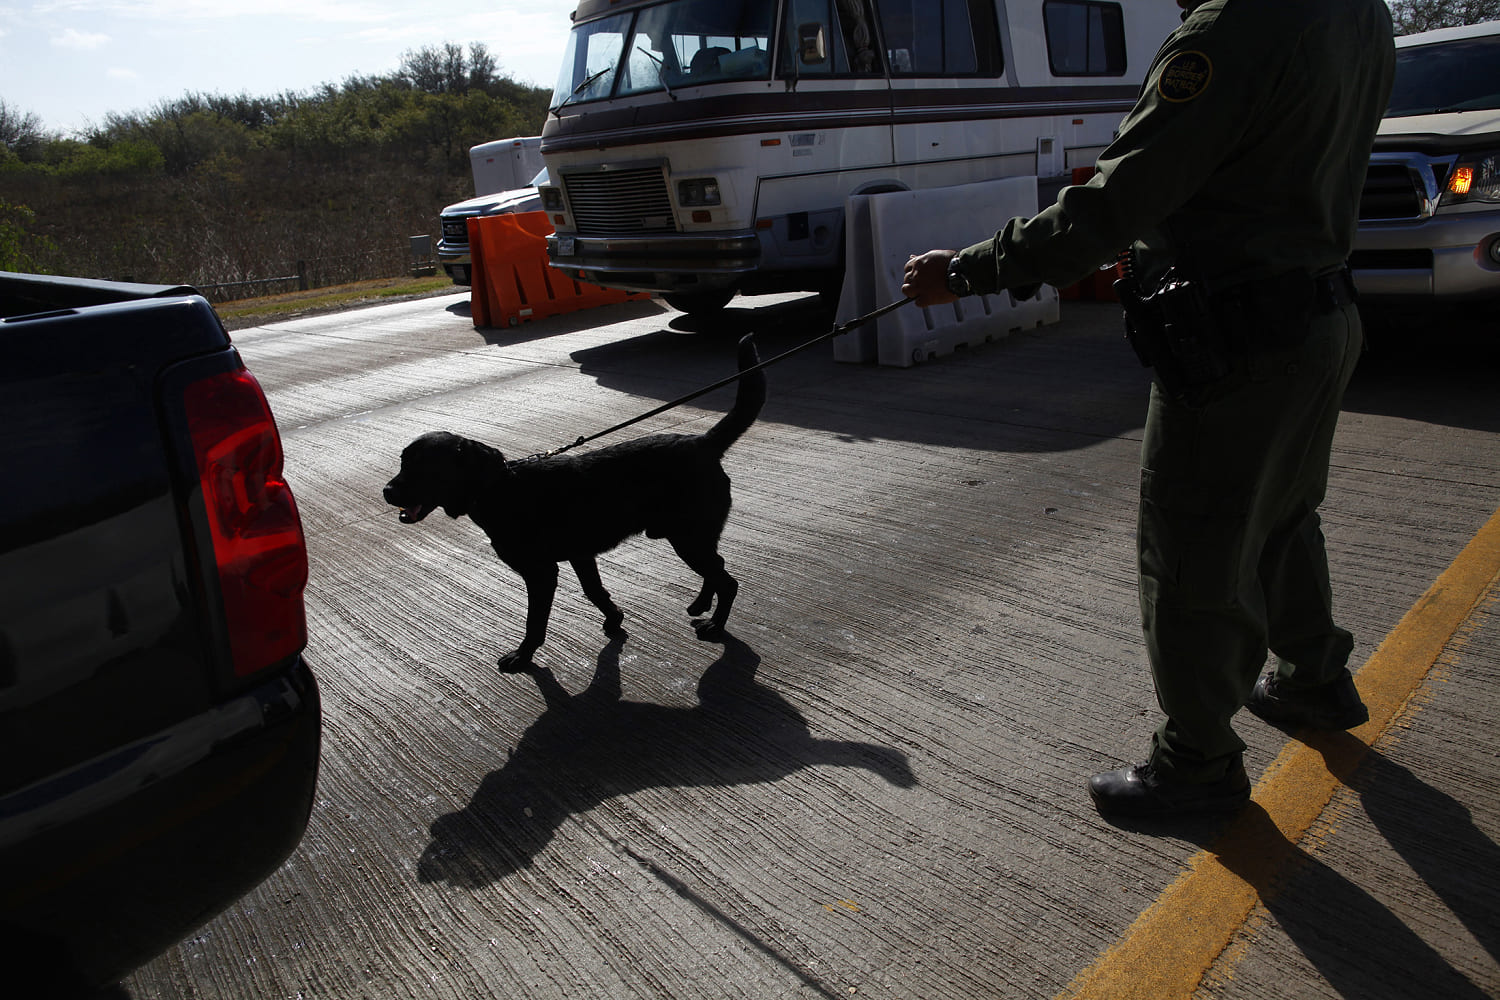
top-left (946, 256), bottom-right (974, 297)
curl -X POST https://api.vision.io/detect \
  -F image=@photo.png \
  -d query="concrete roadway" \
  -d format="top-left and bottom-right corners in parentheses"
top-left (124, 290), bottom-right (1499, 999)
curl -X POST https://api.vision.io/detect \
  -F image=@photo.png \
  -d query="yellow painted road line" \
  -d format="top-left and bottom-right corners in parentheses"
top-left (1057, 505), bottom-right (1500, 1000)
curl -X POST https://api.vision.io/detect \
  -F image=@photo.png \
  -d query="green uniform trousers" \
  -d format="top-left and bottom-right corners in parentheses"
top-left (1138, 301), bottom-right (1363, 782)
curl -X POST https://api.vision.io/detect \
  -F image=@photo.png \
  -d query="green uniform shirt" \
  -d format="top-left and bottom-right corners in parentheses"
top-left (956, 0), bottom-right (1395, 295)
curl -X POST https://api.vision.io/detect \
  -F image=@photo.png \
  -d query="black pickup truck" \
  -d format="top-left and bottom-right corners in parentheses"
top-left (0, 272), bottom-right (321, 995)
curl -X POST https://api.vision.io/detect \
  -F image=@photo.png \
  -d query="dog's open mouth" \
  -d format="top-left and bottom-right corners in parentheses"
top-left (396, 503), bottom-right (434, 524)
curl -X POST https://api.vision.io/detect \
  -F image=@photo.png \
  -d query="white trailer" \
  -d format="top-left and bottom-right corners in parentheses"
top-left (469, 136), bottom-right (544, 196)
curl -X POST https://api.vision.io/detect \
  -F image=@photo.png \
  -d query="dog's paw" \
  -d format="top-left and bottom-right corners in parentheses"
top-left (603, 610), bottom-right (627, 637)
top-left (691, 618), bottom-right (725, 641)
top-left (687, 595), bottom-right (713, 617)
top-left (496, 651), bottom-right (535, 673)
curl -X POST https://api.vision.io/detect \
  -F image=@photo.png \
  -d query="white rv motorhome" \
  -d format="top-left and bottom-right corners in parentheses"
top-left (538, 0), bottom-right (1180, 315)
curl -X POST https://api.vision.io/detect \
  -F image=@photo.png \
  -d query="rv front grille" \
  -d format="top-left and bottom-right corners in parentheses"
top-left (1358, 162), bottom-right (1424, 222)
top-left (563, 167), bottom-right (676, 236)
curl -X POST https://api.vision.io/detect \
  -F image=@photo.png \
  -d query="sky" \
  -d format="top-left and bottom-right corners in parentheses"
top-left (0, 0), bottom-right (581, 134)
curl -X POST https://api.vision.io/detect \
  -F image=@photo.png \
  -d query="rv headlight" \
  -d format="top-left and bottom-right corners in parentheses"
top-left (1439, 152), bottom-right (1500, 206)
top-left (677, 178), bottom-right (722, 207)
top-left (540, 186), bottom-right (565, 211)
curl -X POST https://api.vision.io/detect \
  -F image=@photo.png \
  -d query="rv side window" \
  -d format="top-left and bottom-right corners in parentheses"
top-left (877, 0), bottom-right (1003, 76)
top-left (778, 0), bottom-right (882, 77)
top-left (1043, 0), bottom-right (1127, 76)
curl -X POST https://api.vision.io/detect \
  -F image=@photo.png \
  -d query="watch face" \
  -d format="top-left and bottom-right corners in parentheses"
top-left (947, 260), bottom-right (969, 295)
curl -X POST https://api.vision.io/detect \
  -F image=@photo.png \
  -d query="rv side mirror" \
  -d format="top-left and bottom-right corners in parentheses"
top-left (798, 23), bottom-right (828, 64)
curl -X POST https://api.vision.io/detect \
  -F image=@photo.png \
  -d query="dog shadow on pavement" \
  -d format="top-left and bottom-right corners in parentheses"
top-left (416, 634), bottom-right (915, 888)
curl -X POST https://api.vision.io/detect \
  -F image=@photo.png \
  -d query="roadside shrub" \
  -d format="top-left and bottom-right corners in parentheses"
top-left (0, 200), bottom-right (57, 272)
top-left (0, 47), bottom-right (549, 290)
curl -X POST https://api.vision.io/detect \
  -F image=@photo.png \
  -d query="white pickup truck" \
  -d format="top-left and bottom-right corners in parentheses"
top-left (1352, 20), bottom-right (1500, 315)
top-left (437, 136), bottom-right (545, 286)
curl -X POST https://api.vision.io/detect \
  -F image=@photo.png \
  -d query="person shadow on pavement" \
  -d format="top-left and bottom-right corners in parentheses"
top-left (416, 634), bottom-right (916, 888)
top-left (1208, 731), bottom-right (1498, 1000)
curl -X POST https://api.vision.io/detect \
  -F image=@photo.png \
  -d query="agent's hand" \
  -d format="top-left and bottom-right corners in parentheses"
top-left (902, 250), bottom-right (959, 308)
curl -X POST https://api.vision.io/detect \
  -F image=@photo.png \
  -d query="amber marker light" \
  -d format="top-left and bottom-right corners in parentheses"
top-left (1450, 166), bottom-right (1474, 196)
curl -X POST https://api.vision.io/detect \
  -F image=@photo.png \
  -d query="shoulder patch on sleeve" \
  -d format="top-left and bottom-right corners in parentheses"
top-left (1157, 50), bottom-right (1213, 103)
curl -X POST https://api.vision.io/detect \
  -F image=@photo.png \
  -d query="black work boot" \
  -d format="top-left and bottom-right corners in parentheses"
top-left (1245, 668), bottom-right (1369, 731)
top-left (1088, 757), bottom-right (1250, 818)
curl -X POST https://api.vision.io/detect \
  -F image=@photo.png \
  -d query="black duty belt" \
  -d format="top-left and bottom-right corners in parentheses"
top-left (1207, 267), bottom-right (1358, 351)
top-left (1212, 267), bottom-right (1357, 315)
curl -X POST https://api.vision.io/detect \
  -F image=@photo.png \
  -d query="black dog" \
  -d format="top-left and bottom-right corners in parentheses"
top-left (383, 335), bottom-right (765, 672)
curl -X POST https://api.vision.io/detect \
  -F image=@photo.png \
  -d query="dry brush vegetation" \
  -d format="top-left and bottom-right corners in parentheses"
top-left (1, 43), bottom-right (550, 298)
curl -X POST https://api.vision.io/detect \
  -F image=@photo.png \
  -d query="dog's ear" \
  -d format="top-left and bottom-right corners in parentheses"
top-left (474, 445), bottom-right (515, 496)
top-left (442, 437), bottom-right (508, 516)
top-left (459, 438), bottom-right (510, 479)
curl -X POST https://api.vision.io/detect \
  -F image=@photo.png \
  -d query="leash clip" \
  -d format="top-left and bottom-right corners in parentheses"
top-left (524, 435), bottom-right (587, 463)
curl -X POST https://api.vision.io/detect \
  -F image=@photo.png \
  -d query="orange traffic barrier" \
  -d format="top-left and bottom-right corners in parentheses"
top-left (1088, 261), bottom-right (1123, 302)
top-left (468, 212), bottom-right (648, 328)
top-left (468, 214), bottom-right (492, 328)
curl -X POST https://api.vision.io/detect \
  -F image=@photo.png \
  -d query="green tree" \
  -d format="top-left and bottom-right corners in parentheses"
top-left (0, 200), bottom-right (57, 271)
top-left (399, 42), bottom-right (509, 96)
top-left (468, 43), bottom-right (500, 93)
top-left (0, 99), bottom-right (49, 162)
top-left (92, 103), bottom-right (253, 174)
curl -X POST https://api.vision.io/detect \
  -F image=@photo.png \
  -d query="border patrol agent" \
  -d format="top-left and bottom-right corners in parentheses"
top-left (903, 0), bottom-right (1396, 817)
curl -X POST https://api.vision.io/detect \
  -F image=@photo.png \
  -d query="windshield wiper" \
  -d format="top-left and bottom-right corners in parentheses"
top-left (551, 66), bottom-right (613, 115)
top-left (1393, 103), bottom-right (1492, 116)
top-left (640, 49), bottom-right (677, 100)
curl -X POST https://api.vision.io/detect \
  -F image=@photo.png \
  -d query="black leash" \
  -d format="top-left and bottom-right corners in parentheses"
top-left (526, 296), bottom-right (914, 460)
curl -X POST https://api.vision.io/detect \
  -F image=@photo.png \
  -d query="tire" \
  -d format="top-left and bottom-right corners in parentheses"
top-left (663, 289), bottom-right (735, 316)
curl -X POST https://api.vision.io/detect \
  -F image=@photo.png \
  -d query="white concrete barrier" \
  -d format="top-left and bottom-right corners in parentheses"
top-left (833, 178), bottom-right (1061, 367)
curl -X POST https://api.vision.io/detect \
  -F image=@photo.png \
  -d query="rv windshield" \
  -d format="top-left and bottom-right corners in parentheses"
top-left (551, 0), bottom-right (774, 109)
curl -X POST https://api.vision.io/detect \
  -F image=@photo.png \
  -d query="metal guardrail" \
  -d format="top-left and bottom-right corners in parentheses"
top-left (185, 237), bottom-right (437, 303)
top-left (196, 267), bottom-right (307, 301)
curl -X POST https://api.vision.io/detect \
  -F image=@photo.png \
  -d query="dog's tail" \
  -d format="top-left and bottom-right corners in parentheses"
top-left (703, 334), bottom-right (766, 454)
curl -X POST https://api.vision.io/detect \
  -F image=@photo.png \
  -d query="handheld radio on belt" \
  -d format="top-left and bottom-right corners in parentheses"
top-left (1113, 249), bottom-right (1232, 399)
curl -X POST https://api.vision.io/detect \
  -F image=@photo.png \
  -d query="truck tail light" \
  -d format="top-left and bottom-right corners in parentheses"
top-left (183, 368), bottom-right (308, 677)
